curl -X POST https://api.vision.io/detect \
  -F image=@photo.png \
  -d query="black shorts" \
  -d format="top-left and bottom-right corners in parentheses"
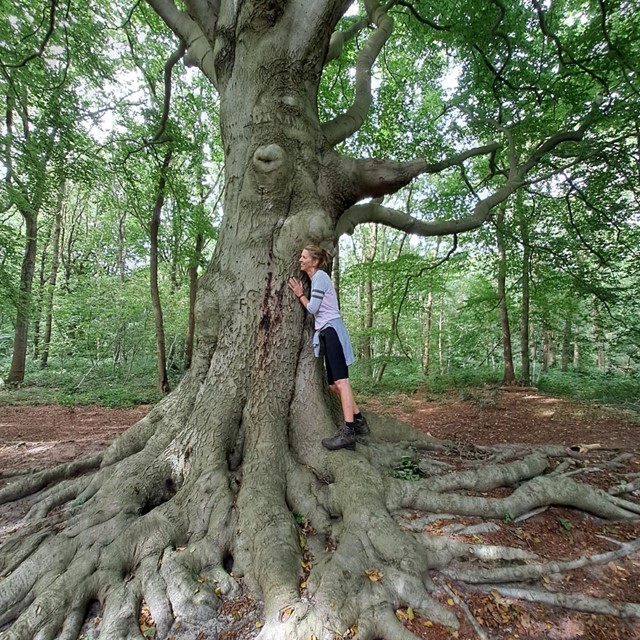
top-left (320, 327), bottom-right (349, 385)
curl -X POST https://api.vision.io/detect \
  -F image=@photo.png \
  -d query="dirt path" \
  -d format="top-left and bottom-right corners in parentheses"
top-left (1, 390), bottom-right (639, 640)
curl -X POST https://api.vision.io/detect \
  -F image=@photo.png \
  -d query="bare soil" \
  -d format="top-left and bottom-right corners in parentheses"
top-left (1, 389), bottom-right (639, 640)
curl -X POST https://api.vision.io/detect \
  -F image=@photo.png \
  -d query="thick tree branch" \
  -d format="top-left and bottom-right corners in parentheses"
top-left (290, 0), bottom-right (355, 61)
top-left (336, 184), bottom-right (511, 239)
top-left (349, 142), bottom-right (500, 200)
top-left (322, 1), bottom-right (396, 146)
top-left (326, 13), bottom-right (370, 63)
top-left (146, 0), bottom-right (218, 86)
top-left (184, 0), bottom-right (220, 43)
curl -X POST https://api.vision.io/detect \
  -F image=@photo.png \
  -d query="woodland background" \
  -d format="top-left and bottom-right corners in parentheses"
top-left (1, 0), bottom-right (639, 409)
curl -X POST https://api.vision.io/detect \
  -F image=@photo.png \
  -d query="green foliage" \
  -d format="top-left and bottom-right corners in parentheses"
top-left (537, 369), bottom-right (640, 408)
top-left (1, 0), bottom-right (640, 415)
top-left (389, 453), bottom-right (424, 481)
top-left (558, 517), bottom-right (574, 531)
top-left (0, 355), bottom-right (164, 408)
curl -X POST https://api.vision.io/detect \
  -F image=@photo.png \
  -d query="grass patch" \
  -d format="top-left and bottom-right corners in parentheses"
top-left (0, 355), bottom-right (173, 408)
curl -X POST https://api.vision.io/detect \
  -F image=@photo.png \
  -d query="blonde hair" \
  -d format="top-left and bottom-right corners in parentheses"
top-left (304, 244), bottom-right (332, 270)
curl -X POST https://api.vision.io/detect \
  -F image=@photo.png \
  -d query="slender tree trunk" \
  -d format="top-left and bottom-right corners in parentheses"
top-left (331, 243), bottom-right (340, 305)
top-left (561, 319), bottom-right (571, 373)
top-left (519, 207), bottom-right (532, 385)
top-left (542, 327), bottom-right (550, 373)
top-left (573, 330), bottom-right (580, 369)
top-left (422, 290), bottom-right (433, 375)
top-left (373, 310), bottom-right (397, 383)
top-left (117, 210), bottom-right (127, 283)
top-left (361, 224), bottom-right (377, 378)
top-left (150, 150), bottom-right (172, 393)
top-left (421, 237), bottom-right (440, 376)
top-left (41, 182), bottom-right (65, 368)
top-left (496, 209), bottom-right (516, 385)
top-left (438, 302), bottom-right (444, 374)
top-left (7, 212), bottom-right (38, 383)
top-left (592, 296), bottom-right (606, 371)
top-left (184, 231), bottom-right (204, 370)
top-left (32, 225), bottom-right (51, 359)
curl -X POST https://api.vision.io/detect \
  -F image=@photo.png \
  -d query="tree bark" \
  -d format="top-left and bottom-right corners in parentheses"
top-left (561, 319), bottom-right (571, 373)
top-left (422, 290), bottom-right (433, 375)
top-left (495, 209), bottom-right (516, 385)
top-left (31, 222), bottom-right (51, 360)
top-left (519, 200), bottom-right (532, 386)
top-left (184, 231), bottom-right (204, 370)
top-left (361, 224), bottom-right (377, 378)
top-left (592, 296), bottom-right (606, 371)
top-left (6, 211), bottom-right (38, 383)
top-left (40, 181), bottom-right (64, 368)
top-left (438, 302), bottom-right (445, 374)
top-left (1, 4), bottom-right (628, 640)
top-left (150, 149), bottom-right (173, 393)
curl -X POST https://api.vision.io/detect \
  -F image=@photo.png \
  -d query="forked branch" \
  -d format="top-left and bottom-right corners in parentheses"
top-left (322, 1), bottom-right (396, 145)
top-left (146, 0), bottom-right (218, 86)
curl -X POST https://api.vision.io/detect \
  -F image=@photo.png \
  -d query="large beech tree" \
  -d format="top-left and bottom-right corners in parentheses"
top-left (2, 2), bottom-right (640, 639)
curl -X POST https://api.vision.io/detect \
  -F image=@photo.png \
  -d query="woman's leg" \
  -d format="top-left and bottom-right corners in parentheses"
top-left (332, 378), bottom-right (356, 423)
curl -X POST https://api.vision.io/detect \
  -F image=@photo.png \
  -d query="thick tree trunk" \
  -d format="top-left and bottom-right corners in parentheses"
top-left (7, 212), bottom-right (38, 384)
top-left (2, 8), bottom-right (638, 640)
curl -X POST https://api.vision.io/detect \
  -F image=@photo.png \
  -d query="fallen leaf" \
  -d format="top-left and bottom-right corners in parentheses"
top-left (255, 621), bottom-right (263, 628)
top-left (280, 606), bottom-right (295, 622)
top-left (407, 607), bottom-right (414, 620)
top-left (447, 598), bottom-right (455, 606)
top-left (365, 569), bottom-right (383, 582)
top-left (423, 619), bottom-right (433, 627)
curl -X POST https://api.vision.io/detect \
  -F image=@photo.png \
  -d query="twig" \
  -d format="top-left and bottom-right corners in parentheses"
top-left (442, 582), bottom-right (489, 640)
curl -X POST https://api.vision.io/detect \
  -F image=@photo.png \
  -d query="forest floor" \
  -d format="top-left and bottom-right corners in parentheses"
top-left (1, 388), bottom-right (640, 640)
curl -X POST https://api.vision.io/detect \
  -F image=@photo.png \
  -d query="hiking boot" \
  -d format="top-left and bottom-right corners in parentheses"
top-left (353, 414), bottom-right (370, 437)
top-left (322, 424), bottom-right (356, 451)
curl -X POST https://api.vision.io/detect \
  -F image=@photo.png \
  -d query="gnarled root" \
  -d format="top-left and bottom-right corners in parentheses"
top-left (1, 402), bottom-right (639, 640)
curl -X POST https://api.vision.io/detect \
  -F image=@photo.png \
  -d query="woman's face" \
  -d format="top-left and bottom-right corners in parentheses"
top-left (299, 250), bottom-right (318, 275)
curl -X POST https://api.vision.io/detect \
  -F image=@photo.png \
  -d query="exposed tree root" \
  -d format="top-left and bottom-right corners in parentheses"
top-left (0, 453), bottom-right (103, 506)
top-left (472, 585), bottom-right (640, 618)
top-left (1, 400), bottom-right (639, 640)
